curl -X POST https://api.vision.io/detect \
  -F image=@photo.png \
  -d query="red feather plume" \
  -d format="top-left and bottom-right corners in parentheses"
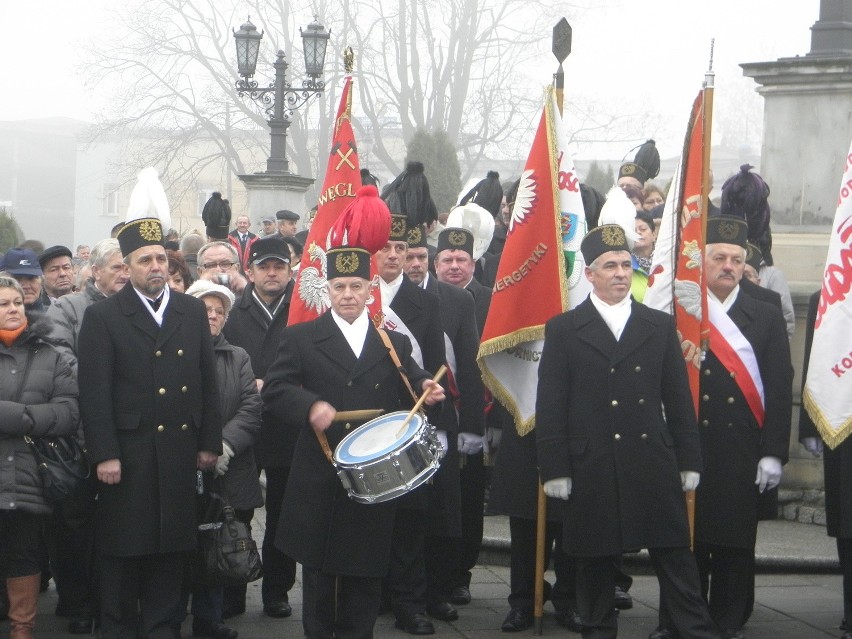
top-left (329, 185), bottom-right (392, 254)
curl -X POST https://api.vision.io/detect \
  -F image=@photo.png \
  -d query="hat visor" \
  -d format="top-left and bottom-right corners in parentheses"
top-left (250, 255), bottom-right (290, 266)
top-left (7, 267), bottom-right (43, 277)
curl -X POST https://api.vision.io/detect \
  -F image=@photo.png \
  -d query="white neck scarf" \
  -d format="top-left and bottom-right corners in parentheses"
top-left (331, 307), bottom-right (370, 358)
top-left (133, 284), bottom-right (170, 327)
top-left (708, 284), bottom-right (740, 313)
top-left (589, 292), bottom-right (632, 341)
top-left (380, 272), bottom-right (404, 306)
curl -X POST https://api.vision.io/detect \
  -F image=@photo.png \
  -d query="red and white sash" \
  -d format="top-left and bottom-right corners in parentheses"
top-left (707, 296), bottom-right (765, 427)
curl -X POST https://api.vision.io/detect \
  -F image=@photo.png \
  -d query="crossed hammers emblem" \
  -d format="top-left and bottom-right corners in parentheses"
top-left (331, 140), bottom-right (358, 170)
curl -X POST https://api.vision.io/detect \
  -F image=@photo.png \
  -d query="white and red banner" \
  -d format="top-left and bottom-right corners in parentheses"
top-left (803, 139), bottom-right (852, 448)
top-left (644, 91), bottom-right (708, 413)
top-left (477, 87), bottom-right (589, 435)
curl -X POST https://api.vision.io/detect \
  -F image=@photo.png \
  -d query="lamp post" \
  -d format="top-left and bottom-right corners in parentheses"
top-left (233, 17), bottom-right (330, 175)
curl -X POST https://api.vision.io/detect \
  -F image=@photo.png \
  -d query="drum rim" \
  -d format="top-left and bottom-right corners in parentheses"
top-left (334, 410), bottom-right (426, 464)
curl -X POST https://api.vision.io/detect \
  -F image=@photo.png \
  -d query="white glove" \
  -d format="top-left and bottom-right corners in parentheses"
top-left (680, 471), bottom-right (700, 492)
top-left (458, 432), bottom-right (484, 455)
top-left (802, 437), bottom-right (823, 458)
top-left (483, 427), bottom-right (502, 454)
top-left (215, 442), bottom-right (235, 477)
top-left (755, 456), bottom-right (783, 493)
top-left (435, 430), bottom-right (448, 459)
top-left (543, 477), bottom-right (572, 500)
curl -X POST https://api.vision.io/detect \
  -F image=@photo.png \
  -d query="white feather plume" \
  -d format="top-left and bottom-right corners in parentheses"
top-left (598, 186), bottom-right (638, 251)
top-left (126, 167), bottom-right (172, 231)
top-left (446, 202), bottom-right (495, 260)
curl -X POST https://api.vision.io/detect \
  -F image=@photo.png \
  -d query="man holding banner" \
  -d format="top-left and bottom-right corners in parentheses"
top-left (692, 216), bottom-right (792, 639)
top-left (536, 223), bottom-right (718, 639)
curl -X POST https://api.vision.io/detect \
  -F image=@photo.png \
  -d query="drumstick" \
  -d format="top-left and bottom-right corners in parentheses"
top-left (316, 410), bottom-right (387, 464)
top-left (332, 409), bottom-right (385, 422)
top-left (395, 365), bottom-right (447, 439)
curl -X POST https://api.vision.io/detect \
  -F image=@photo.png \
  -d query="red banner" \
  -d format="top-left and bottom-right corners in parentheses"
top-left (289, 77), bottom-right (383, 327)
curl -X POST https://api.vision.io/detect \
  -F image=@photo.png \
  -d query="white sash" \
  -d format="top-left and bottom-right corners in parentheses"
top-left (382, 305), bottom-right (424, 368)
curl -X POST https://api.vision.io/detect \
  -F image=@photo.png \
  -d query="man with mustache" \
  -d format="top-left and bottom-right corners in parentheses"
top-left (78, 216), bottom-right (222, 639)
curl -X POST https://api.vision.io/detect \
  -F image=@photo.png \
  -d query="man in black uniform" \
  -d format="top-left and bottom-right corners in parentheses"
top-left (377, 214), bottom-right (452, 634)
top-left (78, 216), bottom-right (222, 639)
top-left (221, 235), bottom-right (295, 619)
top-left (262, 242), bottom-right (445, 639)
top-left (536, 224), bottom-right (719, 639)
top-left (691, 217), bottom-right (792, 639)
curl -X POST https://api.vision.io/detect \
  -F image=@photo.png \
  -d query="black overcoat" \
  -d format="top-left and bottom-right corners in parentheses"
top-left (263, 312), bottom-right (430, 578)
top-left (78, 284), bottom-right (222, 556)
top-left (694, 290), bottom-right (792, 549)
top-left (222, 280), bottom-right (293, 468)
top-left (536, 298), bottom-right (701, 557)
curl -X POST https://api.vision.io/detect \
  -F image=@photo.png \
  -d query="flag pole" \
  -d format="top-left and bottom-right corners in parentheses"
top-left (531, 19), bottom-right (572, 636)
top-left (688, 40), bottom-right (715, 549)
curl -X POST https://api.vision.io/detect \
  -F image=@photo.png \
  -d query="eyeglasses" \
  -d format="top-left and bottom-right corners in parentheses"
top-left (201, 260), bottom-right (236, 270)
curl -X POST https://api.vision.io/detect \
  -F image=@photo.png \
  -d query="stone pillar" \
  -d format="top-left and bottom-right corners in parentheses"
top-left (741, 0), bottom-right (852, 227)
top-left (238, 172), bottom-right (315, 223)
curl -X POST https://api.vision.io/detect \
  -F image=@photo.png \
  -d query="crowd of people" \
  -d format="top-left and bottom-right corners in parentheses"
top-left (0, 150), bottom-right (838, 639)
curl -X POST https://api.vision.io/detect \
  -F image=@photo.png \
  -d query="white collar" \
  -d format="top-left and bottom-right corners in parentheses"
top-left (380, 272), bottom-right (404, 305)
top-left (133, 284), bottom-right (170, 327)
top-left (331, 307), bottom-right (370, 358)
top-left (708, 285), bottom-right (740, 313)
top-left (418, 272), bottom-right (431, 289)
top-left (589, 292), bottom-right (632, 340)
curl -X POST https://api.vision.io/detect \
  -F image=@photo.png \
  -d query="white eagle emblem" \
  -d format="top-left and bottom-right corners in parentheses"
top-left (298, 242), bottom-right (331, 314)
top-left (674, 279), bottom-right (702, 321)
top-left (509, 169), bottom-right (536, 233)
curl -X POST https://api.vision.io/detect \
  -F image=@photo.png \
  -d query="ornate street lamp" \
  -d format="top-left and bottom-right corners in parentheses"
top-left (233, 17), bottom-right (330, 174)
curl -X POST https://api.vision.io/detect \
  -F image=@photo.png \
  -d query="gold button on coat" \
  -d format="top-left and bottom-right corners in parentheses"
top-left (158, 388), bottom-right (166, 395)
top-left (727, 397), bottom-right (735, 404)
top-left (181, 424), bottom-right (188, 431)
top-left (614, 433), bottom-right (621, 440)
top-left (640, 433), bottom-right (648, 440)
top-left (702, 420), bottom-right (709, 426)
top-left (345, 423), bottom-right (352, 430)
top-left (157, 425), bottom-right (165, 432)
top-left (611, 400), bottom-right (618, 407)
top-left (702, 395), bottom-right (709, 401)
top-left (634, 366), bottom-right (641, 373)
top-left (177, 349), bottom-right (184, 356)
top-left (155, 351), bottom-right (162, 357)
top-left (638, 398), bottom-right (645, 405)
top-left (181, 386), bottom-right (188, 393)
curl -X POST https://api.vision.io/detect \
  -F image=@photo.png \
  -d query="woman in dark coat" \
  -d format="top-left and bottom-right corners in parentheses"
top-left (183, 280), bottom-right (263, 639)
top-left (0, 274), bottom-right (79, 638)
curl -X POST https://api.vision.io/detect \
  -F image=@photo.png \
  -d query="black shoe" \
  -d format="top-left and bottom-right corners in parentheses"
top-left (68, 617), bottom-right (97, 635)
top-left (501, 608), bottom-right (533, 632)
top-left (613, 586), bottom-right (633, 610)
top-left (394, 613), bottom-right (435, 635)
top-left (425, 601), bottom-right (458, 621)
top-left (263, 600), bottom-right (292, 618)
top-left (449, 586), bottom-right (471, 605)
top-left (554, 607), bottom-right (583, 633)
top-left (192, 619), bottom-right (239, 639)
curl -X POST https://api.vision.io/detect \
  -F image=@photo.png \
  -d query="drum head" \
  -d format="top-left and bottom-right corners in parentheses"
top-left (334, 411), bottom-right (425, 464)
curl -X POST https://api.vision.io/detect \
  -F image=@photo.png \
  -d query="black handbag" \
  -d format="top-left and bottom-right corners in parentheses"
top-left (16, 347), bottom-right (90, 505)
top-left (24, 435), bottom-right (90, 505)
top-left (195, 479), bottom-right (263, 586)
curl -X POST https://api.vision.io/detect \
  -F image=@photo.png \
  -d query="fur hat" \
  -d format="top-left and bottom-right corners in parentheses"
top-left (458, 171), bottom-right (503, 218)
top-left (381, 161), bottom-right (438, 227)
top-left (618, 140), bottom-right (660, 186)
top-left (720, 164), bottom-right (772, 262)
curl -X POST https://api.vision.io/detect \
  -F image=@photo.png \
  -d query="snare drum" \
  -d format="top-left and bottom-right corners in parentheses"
top-left (334, 411), bottom-right (443, 504)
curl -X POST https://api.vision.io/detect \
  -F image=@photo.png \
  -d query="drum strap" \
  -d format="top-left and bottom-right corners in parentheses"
top-left (377, 328), bottom-right (419, 404)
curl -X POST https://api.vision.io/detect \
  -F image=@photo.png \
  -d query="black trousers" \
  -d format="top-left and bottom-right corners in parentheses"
top-left (450, 453), bottom-right (486, 590)
top-left (577, 548), bottom-right (718, 639)
top-left (508, 516), bottom-right (576, 612)
top-left (99, 552), bottom-right (185, 639)
top-left (49, 501), bottom-right (97, 616)
top-left (262, 466), bottom-right (297, 605)
top-left (693, 542), bottom-right (754, 633)
top-left (302, 566), bottom-right (381, 639)
top-left (386, 507), bottom-right (427, 620)
top-left (838, 537), bottom-right (852, 628)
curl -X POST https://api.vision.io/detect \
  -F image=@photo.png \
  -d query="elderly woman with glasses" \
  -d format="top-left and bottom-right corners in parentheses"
top-left (0, 273), bottom-right (79, 639)
top-left (176, 280), bottom-right (262, 639)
